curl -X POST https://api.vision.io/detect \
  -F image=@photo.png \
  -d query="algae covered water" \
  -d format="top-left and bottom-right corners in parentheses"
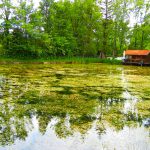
top-left (0, 64), bottom-right (149, 150)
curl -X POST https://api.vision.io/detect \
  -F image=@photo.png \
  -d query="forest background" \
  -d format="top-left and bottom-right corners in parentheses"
top-left (0, 0), bottom-right (149, 59)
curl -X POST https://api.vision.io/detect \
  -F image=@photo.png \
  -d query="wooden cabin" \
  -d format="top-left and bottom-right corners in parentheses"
top-left (123, 50), bottom-right (150, 65)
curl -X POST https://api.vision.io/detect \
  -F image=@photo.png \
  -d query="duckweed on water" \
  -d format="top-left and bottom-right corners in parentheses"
top-left (0, 63), bottom-right (150, 148)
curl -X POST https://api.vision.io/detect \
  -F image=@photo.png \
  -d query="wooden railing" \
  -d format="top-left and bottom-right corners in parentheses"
top-left (124, 59), bottom-right (143, 63)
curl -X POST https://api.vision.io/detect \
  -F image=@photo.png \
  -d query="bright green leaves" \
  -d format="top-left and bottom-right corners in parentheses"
top-left (0, 0), bottom-right (149, 58)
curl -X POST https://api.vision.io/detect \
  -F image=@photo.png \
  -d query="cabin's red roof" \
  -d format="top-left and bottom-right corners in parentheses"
top-left (125, 50), bottom-right (150, 56)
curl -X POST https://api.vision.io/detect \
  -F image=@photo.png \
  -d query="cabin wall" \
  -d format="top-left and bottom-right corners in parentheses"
top-left (125, 55), bottom-right (150, 64)
top-left (144, 54), bottom-right (150, 63)
top-left (125, 55), bottom-right (142, 63)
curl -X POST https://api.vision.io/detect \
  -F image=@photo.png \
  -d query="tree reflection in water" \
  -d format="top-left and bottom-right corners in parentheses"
top-left (0, 64), bottom-right (149, 149)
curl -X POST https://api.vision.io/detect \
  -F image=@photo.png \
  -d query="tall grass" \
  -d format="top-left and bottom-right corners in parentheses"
top-left (0, 56), bottom-right (122, 65)
top-left (45, 57), bottom-right (122, 64)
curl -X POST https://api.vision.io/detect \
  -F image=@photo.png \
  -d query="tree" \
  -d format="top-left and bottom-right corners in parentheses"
top-left (39, 0), bottom-right (54, 33)
top-left (0, 0), bottom-right (149, 58)
top-left (98, 0), bottom-right (115, 58)
top-left (0, 0), bottom-right (13, 50)
top-left (129, 0), bottom-right (150, 50)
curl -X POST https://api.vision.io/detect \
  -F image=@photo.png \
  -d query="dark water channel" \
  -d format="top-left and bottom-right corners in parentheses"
top-left (0, 64), bottom-right (149, 150)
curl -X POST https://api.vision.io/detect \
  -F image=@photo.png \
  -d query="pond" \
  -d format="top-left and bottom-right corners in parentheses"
top-left (0, 63), bottom-right (149, 150)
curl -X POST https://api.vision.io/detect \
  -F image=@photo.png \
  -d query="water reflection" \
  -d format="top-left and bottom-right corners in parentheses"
top-left (0, 64), bottom-right (149, 149)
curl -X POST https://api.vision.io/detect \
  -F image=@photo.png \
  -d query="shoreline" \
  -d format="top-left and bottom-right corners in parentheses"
top-left (0, 57), bottom-right (122, 65)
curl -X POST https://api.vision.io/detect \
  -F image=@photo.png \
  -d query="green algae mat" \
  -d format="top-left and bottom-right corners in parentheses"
top-left (0, 63), bottom-right (149, 150)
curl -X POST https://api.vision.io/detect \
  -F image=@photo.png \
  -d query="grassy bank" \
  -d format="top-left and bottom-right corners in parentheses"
top-left (0, 56), bottom-right (122, 64)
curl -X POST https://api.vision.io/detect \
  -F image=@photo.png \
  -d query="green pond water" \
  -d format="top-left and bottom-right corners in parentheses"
top-left (0, 63), bottom-right (149, 150)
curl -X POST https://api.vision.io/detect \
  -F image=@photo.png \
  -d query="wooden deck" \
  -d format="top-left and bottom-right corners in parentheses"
top-left (123, 60), bottom-right (150, 66)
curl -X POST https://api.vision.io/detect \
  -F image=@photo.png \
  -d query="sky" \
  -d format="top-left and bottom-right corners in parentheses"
top-left (12, 0), bottom-right (40, 8)
top-left (33, 0), bottom-right (40, 8)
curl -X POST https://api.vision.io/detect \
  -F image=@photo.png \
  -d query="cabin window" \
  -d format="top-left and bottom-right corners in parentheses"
top-left (129, 56), bottom-right (132, 59)
top-left (126, 55), bottom-right (132, 59)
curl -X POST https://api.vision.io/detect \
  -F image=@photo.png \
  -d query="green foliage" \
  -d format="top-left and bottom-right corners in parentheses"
top-left (0, 0), bottom-right (149, 58)
top-left (129, 22), bottom-right (150, 50)
top-left (0, 56), bottom-right (122, 65)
